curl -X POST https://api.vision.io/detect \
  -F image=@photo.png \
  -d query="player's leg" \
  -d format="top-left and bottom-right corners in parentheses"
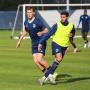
top-left (37, 42), bottom-right (50, 69)
top-left (69, 37), bottom-right (78, 53)
top-left (37, 53), bottom-right (58, 82)
top-left (37, 53), bottom-right (49, 69)
top-left (44, 43), bottom-right (67, 78)
top-left (82, 31), bottom-right (89, 48)
top-left (32, 47), bottom-right (46, 72)
top-left (33, 53), bottom-right (45, 72)
top-left (39, 42), bottom-right (67, 85)
top-left (18, 31), bottom-right (23, 39)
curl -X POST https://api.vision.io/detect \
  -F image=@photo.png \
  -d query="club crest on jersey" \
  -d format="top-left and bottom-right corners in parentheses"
top-left (33, 24), bottom-right (36, 28)
top-left (55, 49), bottom-right (59, 53)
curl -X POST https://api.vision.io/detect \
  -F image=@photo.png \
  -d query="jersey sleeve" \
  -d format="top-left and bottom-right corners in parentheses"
top-left (39, 24), bottom-right (57, 44)
top-left (77, 16), bottom-right (82, 28)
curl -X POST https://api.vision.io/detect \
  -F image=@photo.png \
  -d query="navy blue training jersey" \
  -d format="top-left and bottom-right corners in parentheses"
top-left (24, 18), bottom-right (46, 46)
top-left (78, 15), bottom-right (90, 29)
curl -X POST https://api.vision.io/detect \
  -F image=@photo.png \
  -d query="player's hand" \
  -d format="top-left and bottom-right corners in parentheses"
top-left (68, 33), bottom-right (72, 37)
top-left (16, 41), bottom-right (20, 48)
top-left (69, 33), bottom-right (73, 37)
top-left (37, 32), bottom-right (43, 36)
top-left (38, 44), bottom-right (42, 51)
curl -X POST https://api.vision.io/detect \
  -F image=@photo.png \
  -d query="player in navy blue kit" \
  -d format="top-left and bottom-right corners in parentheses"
top-left (77, 9), bottom-right (90, 48)
top-left (16, 7), bottom-right (50, 75)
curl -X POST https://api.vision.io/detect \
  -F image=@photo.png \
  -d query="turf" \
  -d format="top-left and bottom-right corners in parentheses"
top-left (0, 30), bottom-right (90, 90)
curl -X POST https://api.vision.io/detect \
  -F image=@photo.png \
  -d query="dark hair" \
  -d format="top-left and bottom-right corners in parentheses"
top-left (84, 9), bottom-right (87, 15)
top-left (26, 6), bottom-right (35, 12)
top-left (61, 11), bottom-right (69, 17)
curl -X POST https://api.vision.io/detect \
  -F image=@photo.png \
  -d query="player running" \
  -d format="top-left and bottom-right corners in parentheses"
top-left (16, 6), bottom-right (50, 75)
top-left (77, 9), bottom-right (90, 48)
top-left (38, 11), bottom-right (75, 85)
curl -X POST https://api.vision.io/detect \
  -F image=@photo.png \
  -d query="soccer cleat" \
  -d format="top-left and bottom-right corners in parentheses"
top-left (88, 42), bottom-right (90, 47)
top-left (38, 76), bottom-right (46, 86)
top-left (47, 74), bottom-right (56, 85)
top-left (44, 72), bottom-right (58, 82)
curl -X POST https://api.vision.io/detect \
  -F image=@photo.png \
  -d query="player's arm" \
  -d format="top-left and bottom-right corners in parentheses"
top-left (37, 28), bottom-right (48, 36)
top-left (77, 16), bottom-right (82, 28)
top-left (70, 25), bottom-right (75, 38)
top-left (38, 24), bottom-right (57, 51)
top-left (16, 29), bottom-right (28, 48)
top-left (36, 19), bottom-right (48, 36)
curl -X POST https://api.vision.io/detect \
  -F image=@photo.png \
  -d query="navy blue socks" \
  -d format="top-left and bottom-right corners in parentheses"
top-left (45, 60), bottom-right (60, 77)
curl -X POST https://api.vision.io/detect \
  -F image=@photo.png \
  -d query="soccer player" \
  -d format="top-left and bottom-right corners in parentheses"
top-left (16, 6), bottom-right (50, 75)
top-left (77, 9), bottom-right (90, 48)
top-left (38, 11), bottom-right (75, 85)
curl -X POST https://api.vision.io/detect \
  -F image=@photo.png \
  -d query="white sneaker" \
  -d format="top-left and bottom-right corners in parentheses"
top-left (45, 72), bottom-right (58, 82)
top-left (39, 76), bottom-right (46, 86)
top-left (88, 42), bottom-right (90, 47)
top-left (47, 74), bottom-right (56, 84)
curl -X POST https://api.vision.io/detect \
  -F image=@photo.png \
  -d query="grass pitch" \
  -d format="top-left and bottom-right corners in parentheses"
top-left (0, 30), bottom-right (90, 90)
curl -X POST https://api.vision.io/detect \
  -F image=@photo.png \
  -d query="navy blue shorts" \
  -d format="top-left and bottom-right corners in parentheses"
top-left (51, 42), bottom-right (67, 57)
top-left (82, 29), bottom-right (89, 33)
top-left (32, 42), bottom-right (46, 55)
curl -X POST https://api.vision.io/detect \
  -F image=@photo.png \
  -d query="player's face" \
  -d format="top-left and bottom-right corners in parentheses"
top-left (84, 10), bottom-right (87, 15)
top-left (61, 15), bottom-right (68, 23)
top-left (26, 9), bottom-right (35, 20)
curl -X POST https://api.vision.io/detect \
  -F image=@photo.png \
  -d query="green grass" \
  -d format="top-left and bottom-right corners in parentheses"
top-left (0, 30), bottom-right (90, 90)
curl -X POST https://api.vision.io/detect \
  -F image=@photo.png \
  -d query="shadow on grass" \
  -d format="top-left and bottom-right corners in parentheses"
top-left (56, 73), bottom-right (90, 84)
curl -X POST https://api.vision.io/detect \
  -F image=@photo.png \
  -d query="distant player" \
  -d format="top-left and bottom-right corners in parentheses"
top-left (77, 9), bottom-right (90, 48)
top-left (38, 11), bottom-right (75, 85)
top-left (16, 6), bottom-right (50, 75)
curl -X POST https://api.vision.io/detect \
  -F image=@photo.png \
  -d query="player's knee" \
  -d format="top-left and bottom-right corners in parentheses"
top-left (34, 59), bottom-right (39, 65)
